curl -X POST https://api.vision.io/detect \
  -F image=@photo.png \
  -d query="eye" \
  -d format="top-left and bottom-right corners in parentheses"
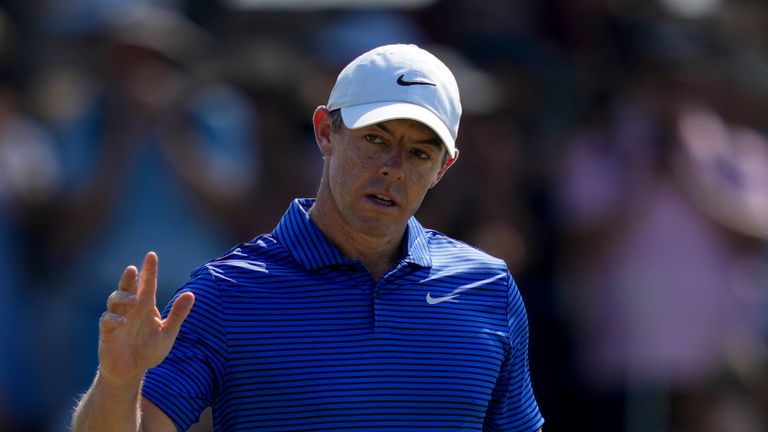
top-left (411, 148), bottom-right (432, 160)
top-left (365, 134), bottom-right (384, 145)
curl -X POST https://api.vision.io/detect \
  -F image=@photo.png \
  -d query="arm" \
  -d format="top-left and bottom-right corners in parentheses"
top-left (72, 374), bottom-right (177, 432)
top-left (484, 274), bottom-right (544, 432)
top-left (71, 252), bottom-right (194, 432)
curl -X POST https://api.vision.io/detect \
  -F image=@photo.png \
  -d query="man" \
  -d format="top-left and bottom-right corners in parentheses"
top-left (72, 44), bottom-right (544, 432)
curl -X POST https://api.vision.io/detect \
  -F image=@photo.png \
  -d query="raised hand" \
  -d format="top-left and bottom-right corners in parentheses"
top-left (98, 252), bottom-right (195, 384)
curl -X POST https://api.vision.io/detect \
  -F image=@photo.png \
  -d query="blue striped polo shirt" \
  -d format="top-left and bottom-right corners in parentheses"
top-left (143, 198), bottom-right (543, 431)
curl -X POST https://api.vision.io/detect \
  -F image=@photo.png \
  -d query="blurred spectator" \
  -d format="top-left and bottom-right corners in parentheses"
top-left (554, 19), bottom-right (768, 432)
top-left (25, 5), bottom-right (261, 428)
top-left (0, 7), bottom-right (62, 430)
top-left (0, 83), bottom-right (61, 429)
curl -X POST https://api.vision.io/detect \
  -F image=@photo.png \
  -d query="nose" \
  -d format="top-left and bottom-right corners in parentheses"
top-left (379, 151), bottom-right (404, 179)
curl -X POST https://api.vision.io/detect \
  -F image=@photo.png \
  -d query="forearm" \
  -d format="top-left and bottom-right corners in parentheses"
top-left (72, 370), bottom-right (144, 432)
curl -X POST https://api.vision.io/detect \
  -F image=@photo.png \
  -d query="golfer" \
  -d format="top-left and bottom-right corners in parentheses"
top-left (72, 44), bottom-right (544, 432)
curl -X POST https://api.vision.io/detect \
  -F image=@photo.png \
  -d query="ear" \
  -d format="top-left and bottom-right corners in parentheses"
top-left (313, 106), bottom-right (334, 157)
top-left (430, 148), bottom-right (459, 188)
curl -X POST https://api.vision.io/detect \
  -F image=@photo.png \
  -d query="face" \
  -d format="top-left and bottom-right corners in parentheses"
top-left (314, 107), bottom-right (456, 238)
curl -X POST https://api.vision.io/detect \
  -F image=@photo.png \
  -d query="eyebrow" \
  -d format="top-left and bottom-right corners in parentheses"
top-left (374, 123), bottom-right (443, 148)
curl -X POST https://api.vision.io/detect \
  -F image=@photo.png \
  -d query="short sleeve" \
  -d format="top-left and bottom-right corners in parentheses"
top-left (484, 274), bottom-right (544, 432)
top-left (142, 268), bottom-right (227, 430)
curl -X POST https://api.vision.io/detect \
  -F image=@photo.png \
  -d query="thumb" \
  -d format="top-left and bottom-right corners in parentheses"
top-left (163, 292), bottom-right (195, 339)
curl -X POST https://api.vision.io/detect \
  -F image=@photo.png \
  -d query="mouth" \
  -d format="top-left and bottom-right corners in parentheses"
top-left (367, 194), bottom-right (397, 207)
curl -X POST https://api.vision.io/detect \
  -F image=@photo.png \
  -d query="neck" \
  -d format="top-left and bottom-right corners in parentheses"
top-left (309, 194), bottom-right (405, 281)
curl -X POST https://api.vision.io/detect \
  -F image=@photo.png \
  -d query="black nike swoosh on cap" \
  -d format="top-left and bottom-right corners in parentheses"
top-left (396, 74), bottom-right (436, 87)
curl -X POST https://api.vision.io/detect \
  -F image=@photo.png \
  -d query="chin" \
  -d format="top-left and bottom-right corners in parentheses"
top-left (352, 213), bottom-right (407, 237)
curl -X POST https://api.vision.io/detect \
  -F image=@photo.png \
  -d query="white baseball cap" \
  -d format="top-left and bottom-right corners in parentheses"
top-left (327, 44), bottom-right (462, 158)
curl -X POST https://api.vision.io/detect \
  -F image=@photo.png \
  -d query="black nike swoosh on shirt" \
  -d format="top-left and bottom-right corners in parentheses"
top-left (396, 74), bottom-right (436, 87)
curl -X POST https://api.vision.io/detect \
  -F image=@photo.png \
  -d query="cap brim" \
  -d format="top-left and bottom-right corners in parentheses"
top-left (340, 102), bottom-right (457, 158)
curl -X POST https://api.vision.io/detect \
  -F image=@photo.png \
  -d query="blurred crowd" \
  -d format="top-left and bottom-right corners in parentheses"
top-left (1, 0), bottom-right (767, 431)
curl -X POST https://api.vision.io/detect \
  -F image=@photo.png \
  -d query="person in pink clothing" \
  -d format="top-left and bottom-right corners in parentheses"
top-left (554, 33), bottom-right (768, 431)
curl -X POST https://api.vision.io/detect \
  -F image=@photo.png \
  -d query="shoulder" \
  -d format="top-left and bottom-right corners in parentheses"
top-left (417, 229), bottom-right (513, 300)
top-left (423, 229), bottom-right (509, 272)
top-left (192, 234), bottom-right (290, 285)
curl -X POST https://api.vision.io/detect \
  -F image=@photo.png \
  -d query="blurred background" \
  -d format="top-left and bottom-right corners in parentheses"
top-left (1, 0), bottom-right (767, 430)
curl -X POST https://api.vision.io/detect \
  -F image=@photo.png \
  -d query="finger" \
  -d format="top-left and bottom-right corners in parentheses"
top-left (137, 251), bottom-right (159, 307)
top-left (99, 311), bottom-right (126, 333)
top-left (162, 292), bottom-right (195, 339)
top-left (107, 290), bottom-right (139, 315)
top-left (118, 265), bottom-right (139, 294)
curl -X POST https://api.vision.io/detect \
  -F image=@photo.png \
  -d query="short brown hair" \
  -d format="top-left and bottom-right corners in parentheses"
top-left (330, 109), bottom-right (344, 132)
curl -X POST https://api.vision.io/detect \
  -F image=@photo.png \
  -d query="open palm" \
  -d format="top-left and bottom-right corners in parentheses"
top-left (98, 252), bottom-right (195, 383)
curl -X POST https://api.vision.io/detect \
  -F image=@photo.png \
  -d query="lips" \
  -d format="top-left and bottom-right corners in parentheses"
top-left (367, 194), bottom-right (396, 207)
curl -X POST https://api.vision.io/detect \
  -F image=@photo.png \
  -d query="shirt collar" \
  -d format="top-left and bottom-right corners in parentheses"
top-left (273, 198), bottom-right (432, 270)
top-left (402, 217), bottom-right (432, 268)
